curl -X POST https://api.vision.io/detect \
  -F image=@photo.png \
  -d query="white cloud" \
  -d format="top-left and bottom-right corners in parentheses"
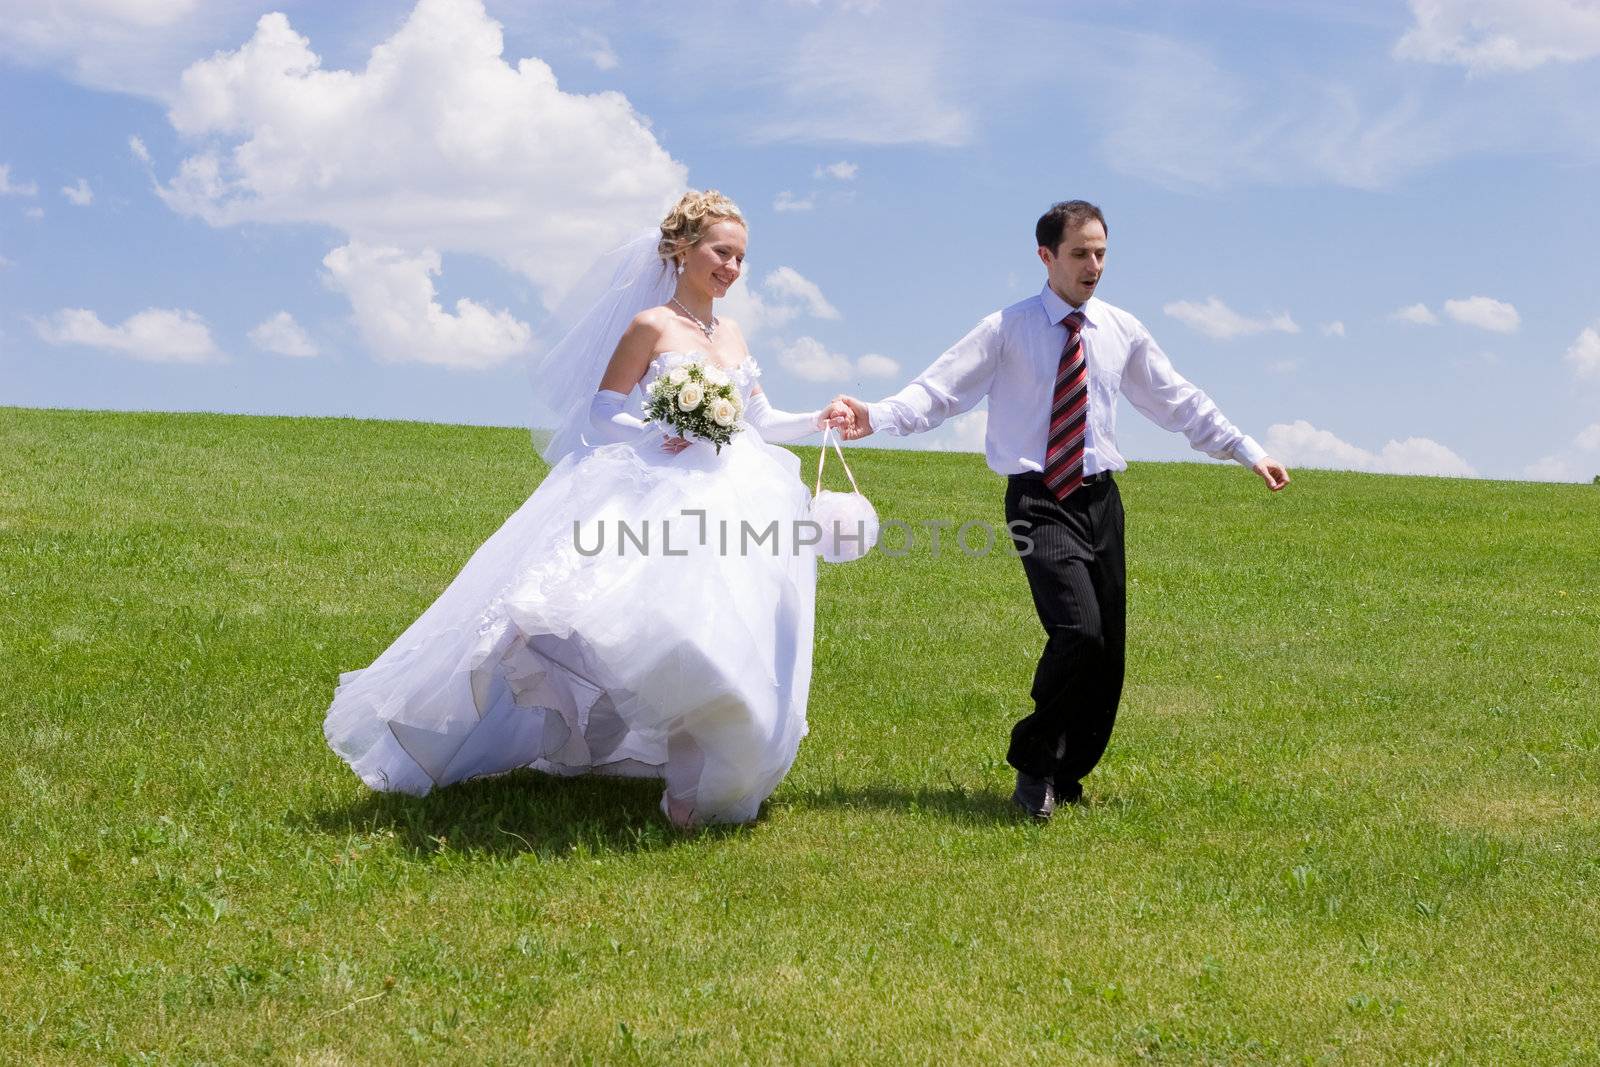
top-left (779, 336), bottom-right (855, 383)
top-left (1266, 359), bottom-right (1301, 375)
top-left (719, 266), bottom-right (837, 340)
top-left (1083, 19), bottom-right (1600, 192)
top-left (570, 7), bottom-right (1600, 191)
top-left (157, 1), bottom-right (686, 315)
top-left (1163, 297), bottom-right (1299, 340)
top-left (25, 206), bottom-right (45, 220)
top-left (1321, 321), bottom-right (1346, 338)
top-left (1091, 33), bottom-right (1489, 191)
top-left (855, 353), bottom-right (901, 378)
top-left (129, 135), bottom-right (151, 164)
top-left (33, 306), bottom-right (222, 363)
top-left (248, 311), bottom-right (319, 358)
top-left (1391, 302), bottom-right (1439, 325)
top-left (756, 56), bottom-right (969, 144)
top-left (773, 190), bottom-right (815, 213)
top-left (716, 275), bottom-right (768, 339)
top-left (719, 267), bottom-right (886, 384)
top-left (674, 7), bottom-right (969, 146)
top-left (0, 0), bottom-right (246, 98)
top-left (1264, 420), bottom-right (1477, 477)
top-left (0, 164), bottom-right (39, 197)
top-left (1443, 295), bottom-right (1519, 333)
top-left (61, 178), bottom-right (93, 206)
top-left (1523, 423), bottom-right (1600, 482)
top-left (1523, 454), bottom-right (1583, 482)
top-left (1395, 0), bottom-right (1600, 72)
top-left (763, 266), bottom-right (839, 321)
top-left (0, 252), bottom-right (13, 269)
top-left (775, 336), bottom-right (894, 384)
top-left (576, 30), bottom-right (618, 71)
top-left (814, 161), bottom-right (859, 180)
top-left (936, 409), bottom-right (988, 453)
top-left (1564, 325), bottom-right (1600, 379)
top-left (895, 407), bottom-right (987, 453)
top-left (321, 241), bottom-right (531, 370)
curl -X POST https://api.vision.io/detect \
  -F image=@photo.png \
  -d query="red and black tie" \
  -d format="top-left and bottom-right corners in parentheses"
top-left (1043, 310), bottom-right (1090, 501)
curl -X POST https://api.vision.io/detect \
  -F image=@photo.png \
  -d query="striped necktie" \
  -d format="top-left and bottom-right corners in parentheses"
top-left (1043, 310), bottom-right (1089, 501)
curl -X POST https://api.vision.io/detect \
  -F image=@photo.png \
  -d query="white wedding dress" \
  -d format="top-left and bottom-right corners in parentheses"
top-left (323, 352), bottom-right (815, 825)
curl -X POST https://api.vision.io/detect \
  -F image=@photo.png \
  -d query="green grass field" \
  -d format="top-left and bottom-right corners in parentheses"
top-left (3, 405), bottom-right (1598, 1065)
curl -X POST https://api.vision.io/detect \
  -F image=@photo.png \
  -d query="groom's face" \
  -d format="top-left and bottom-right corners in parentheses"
top-left (1039, 220), bottom-right (1108, 307)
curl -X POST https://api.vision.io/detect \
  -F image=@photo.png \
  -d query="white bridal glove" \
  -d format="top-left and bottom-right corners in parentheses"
top-left (744, 390), bottom-right (823, 443)
top-left (587, 389), bottom-right (648, 443)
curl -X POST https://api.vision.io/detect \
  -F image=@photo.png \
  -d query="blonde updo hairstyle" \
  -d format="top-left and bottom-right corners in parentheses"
top-left (658, 190), bottom-right (746, 267)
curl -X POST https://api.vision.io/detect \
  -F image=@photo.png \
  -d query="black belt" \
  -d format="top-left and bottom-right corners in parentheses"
top-left (1010, 469), bottom-right (1112, 485)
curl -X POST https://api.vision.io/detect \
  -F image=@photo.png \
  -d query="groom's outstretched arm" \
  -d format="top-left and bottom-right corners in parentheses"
top-left (836, 316), bottom-right (1002, 441)
top-left (1122, 323), bottom-right (1291, 492)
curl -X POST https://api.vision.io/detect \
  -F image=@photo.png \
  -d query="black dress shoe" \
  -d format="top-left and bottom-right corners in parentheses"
top-left (1012, 771), bottom-right (1056, 821)
top-left (1056, 779), bottom-right (1084, 805)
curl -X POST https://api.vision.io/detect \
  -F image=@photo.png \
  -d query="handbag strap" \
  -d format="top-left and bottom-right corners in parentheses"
top-left (814, 427), bottom-right (863, 496)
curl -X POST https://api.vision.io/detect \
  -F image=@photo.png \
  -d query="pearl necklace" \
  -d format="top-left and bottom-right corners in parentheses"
top-left (670, 297), bottom-right (718, 340)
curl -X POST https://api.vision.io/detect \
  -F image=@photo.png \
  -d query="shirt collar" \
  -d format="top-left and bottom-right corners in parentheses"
top-left (1039, 284), bottom-right (1099, 328)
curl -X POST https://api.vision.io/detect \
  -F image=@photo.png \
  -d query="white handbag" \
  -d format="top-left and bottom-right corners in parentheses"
top-left (810, 428), bottom-right (879, 563)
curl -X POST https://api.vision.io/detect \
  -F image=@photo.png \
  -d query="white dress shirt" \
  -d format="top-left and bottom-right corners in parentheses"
top-left (866, 284), bottom-right (1267, 477)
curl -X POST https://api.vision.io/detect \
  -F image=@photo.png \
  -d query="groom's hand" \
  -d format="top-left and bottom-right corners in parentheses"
top-left (818, 399), bottom-right (853, 432)
top-left (834, 395), bottom-right (874, 441)
top-left (1253, 457), bottom-right (1290, 492)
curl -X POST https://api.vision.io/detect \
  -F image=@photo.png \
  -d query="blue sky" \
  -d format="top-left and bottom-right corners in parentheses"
top-left (2, 0), bottom-right (1598, 480)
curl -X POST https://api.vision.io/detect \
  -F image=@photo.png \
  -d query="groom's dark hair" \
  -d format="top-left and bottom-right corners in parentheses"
top-left (1036, 200), bottom-right (1107, 251)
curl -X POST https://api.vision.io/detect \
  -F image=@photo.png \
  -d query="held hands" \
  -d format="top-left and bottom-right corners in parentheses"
top-left (829, 395), bottom-right (874, 441)
top-left (818, 399), bottom-right (854, 433)
top-left (1253, 456), bottom-right (1291, 492)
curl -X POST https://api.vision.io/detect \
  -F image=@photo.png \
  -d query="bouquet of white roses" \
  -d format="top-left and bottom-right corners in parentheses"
top-left (645, 359), bottom-right (744, 452)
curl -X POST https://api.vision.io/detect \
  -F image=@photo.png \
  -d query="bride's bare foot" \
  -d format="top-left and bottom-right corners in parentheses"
top-left (664, 793), bottom-right (697, 831)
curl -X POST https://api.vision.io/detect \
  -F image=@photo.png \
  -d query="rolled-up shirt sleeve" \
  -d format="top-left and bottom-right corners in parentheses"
top-left (865, 316), bottom-right (1001, 436)
top-left (1120, 322), bottom-right (1266, 468)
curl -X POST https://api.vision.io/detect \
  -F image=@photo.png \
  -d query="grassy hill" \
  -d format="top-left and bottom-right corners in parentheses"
top-left (3, 406), bottom-right (1597, 1064)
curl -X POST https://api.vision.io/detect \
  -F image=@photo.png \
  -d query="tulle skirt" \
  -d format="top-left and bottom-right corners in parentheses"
top-left (323, 428), bottom-right (816, 825)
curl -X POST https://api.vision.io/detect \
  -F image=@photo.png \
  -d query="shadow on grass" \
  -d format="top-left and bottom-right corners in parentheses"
top-left (785, 781), bottom-right (1025, 824)
top-left (296, 768), bottom-right (754, 861)
top-left (297, 773), bottom-right (1041, 863)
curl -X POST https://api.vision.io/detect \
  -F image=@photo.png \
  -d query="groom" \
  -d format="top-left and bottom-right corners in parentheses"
top-left (836, 200), bottom-right (1290, 820)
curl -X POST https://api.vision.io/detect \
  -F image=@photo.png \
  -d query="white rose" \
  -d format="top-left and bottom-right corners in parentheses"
top-left (710, 397), bottom-right (737, 427)
top-left (677, 382), bottom-right (705, 411)
top-left (667, 367), bottom-right (689, 386)
top-left (705, 366), bottom-right (730, 388)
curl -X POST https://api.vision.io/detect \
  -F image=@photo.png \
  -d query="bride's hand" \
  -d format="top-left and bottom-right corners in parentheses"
top-left (819, 399), bottom-right (854, 432)
top-left (661, 434), bottom-right (691, 455)
top-left (835, 395), bottom-right (873, 441)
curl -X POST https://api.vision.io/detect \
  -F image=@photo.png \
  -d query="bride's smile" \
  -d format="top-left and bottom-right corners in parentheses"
top-left (678, 219), bottom-right (746, 301)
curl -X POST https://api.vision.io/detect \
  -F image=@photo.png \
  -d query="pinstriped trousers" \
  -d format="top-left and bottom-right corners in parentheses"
top-left (1003, 472), bottom-right (1126, 792)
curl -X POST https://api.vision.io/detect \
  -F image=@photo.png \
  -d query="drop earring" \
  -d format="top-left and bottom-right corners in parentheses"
top-left (676, 262), bottom-right (685, 275)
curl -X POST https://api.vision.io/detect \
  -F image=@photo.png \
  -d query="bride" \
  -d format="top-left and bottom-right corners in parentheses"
top-left (323, 190), bottom-right (850, 828)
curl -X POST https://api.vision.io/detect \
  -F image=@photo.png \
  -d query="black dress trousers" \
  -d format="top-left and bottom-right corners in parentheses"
top-left (1002, 471), bottom-right (1127, 793)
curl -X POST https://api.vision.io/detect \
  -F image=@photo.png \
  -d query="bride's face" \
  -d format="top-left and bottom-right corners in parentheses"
top-left (681, 220), bottom-right (747, 299)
